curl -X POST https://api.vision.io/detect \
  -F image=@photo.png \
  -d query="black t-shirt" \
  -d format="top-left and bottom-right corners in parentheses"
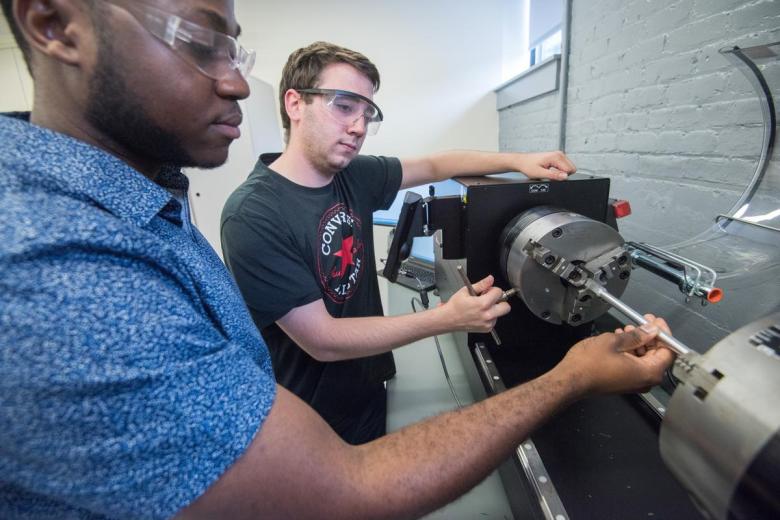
top-left (221, 153), bottom-right (402, 429)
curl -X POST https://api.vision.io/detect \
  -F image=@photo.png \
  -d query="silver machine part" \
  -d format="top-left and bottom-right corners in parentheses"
top-left (584, 279), bottom-right (695, 357)
top-left (496, 207), bottom-right (779, 519)
top-left (626, 241), bottom-right (721, 305)
top-left (501, 207), bottom-right (696, 355)
top-left (501, 207), bottom-right (780, 518)
top-left (660, 313), bottom-right (780, 520)
top-left (502, 208), bottom-right (631, 325)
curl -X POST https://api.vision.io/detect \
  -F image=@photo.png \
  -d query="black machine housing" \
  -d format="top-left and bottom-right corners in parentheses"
top-left (385, 173), bottom-right (704, 519)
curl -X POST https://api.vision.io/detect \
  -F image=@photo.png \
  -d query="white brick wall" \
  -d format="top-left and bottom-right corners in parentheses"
top-left (499, 91), bottom-right (561, 152)
top-left (498, 0), bottom-right (779, 346)
top-left (499, 0), bottom-right (779, 244)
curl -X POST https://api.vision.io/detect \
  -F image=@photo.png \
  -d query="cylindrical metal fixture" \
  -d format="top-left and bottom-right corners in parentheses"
top-left (499, 206), bottom-right (631, 325)
top-left (660, 313), bottom-right (780, 520)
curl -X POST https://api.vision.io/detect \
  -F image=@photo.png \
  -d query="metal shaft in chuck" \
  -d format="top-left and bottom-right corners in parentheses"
top-left (585, 280), bottom-right (695, 357)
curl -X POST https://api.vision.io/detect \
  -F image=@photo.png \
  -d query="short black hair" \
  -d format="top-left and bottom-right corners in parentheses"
top-left (1, 0), bottom-right (32, 71)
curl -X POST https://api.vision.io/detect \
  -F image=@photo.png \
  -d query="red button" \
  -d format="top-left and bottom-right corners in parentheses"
top-left (612, 200), bottom-right (632, 218)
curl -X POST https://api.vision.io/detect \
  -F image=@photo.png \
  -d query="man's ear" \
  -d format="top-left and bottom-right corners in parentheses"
top-left (15, 0), bottom-right (92, 67)
top-left (284, 89), bottom-right (305, 124)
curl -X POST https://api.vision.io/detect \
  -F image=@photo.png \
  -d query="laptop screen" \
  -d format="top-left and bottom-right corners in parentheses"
top-left (409, 236), bottom-right (435, 264)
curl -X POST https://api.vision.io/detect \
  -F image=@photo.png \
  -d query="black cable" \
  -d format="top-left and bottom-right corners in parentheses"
top-left (398, 266), bottom-right (430, 298)
top-left (411, 295), bottom-right (463, 408)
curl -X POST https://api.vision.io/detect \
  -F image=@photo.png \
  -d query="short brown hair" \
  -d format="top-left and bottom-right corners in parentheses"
top-left (278, 41), bottom-right (380, 142)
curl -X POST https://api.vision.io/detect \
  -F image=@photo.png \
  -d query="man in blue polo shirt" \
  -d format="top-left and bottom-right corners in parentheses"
top-left (1, 0), bottom-right (275, 517)
top-left (0, 1), bottom-right (675, 518)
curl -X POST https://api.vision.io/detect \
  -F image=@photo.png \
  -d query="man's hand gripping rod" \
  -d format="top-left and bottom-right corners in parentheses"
top-left (456, 265), bottom-right (502, 346)
top-left (581, 278), bottom-right (693, 356)
top-left (523, 240), bottom-right (694, 357)
top-left (524, 239), bottom-right (726, 397)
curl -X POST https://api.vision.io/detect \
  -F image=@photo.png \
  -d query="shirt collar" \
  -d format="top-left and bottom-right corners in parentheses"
top-left (0, 112), bottom-right (188, 228)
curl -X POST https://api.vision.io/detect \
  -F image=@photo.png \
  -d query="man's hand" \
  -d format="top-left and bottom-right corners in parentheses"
top-left (556, 315), bottom-right (676, 396)
top-left (512, 151), bottom-right (576, 181)
top-left (400, 150), bottom-right (577, 188)
top-left (440, 275), bottom-right (511, 332)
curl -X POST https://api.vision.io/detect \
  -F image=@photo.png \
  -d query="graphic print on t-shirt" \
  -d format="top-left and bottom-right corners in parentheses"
top-left (317, 203), bottom-right (365, 303)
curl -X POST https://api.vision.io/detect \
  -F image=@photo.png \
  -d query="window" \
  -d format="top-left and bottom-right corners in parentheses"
top-left (503, 0), bottom-right (563, 79)
top-left (530, 27), bottom-right (562, 66)
top-left (528, 0), bottom-right (562, 67)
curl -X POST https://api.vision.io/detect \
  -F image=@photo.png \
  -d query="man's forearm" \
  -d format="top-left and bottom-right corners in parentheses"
top-left (179, 327), bottom-right (671, 520)
top-left (400, 150), bottom-right (574, 188)
top-left (340, 363), bottom-right (583, 518)
top-left (418, 151), bottom-right (519, 182)
top-left (280, 281), bottom-right (505, 362)
top-left (282, 303), bottom-right (464, 362)
top-left (180, 367), bottom-right (583, 520)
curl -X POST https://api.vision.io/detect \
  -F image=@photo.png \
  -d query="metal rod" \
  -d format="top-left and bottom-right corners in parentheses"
top-left (715, 213), bottom-right (780, 233)
top-left (498, 288), bottom-right (518, 303)
top-left (456, 265), bottom-right (502, 346)
top-left (585, 280), bottom-right (694, 357)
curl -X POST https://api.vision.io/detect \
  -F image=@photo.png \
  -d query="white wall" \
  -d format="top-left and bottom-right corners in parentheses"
top-left (235, 0), bottom-right (504, 158)
top-left (0, 16), bottom-right (33, 112)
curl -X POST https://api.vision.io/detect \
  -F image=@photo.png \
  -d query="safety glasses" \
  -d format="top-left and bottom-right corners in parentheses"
top-left (297, 88), bottom-right (384, 136)
top-left (106, 0), bottom-right (256, 80)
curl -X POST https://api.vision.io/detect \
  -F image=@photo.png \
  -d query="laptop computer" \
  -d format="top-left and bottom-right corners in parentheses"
top-left (394, 237), bottom-right (436, 292)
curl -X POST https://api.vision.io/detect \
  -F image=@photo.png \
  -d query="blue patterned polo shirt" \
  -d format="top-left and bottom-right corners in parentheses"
top-left (0, 113), bottom-right (277, 519)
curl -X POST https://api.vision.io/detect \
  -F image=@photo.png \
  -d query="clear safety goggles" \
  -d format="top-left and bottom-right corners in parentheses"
top-left (106, 0), bottom-right (256, 80)
top-left (297, 88), bottom-right (384, 136)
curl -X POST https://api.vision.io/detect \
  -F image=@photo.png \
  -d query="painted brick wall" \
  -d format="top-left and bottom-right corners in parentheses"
top-left (498, 0), bottom-right (779, 348)
top-left (499, 86), bottom-right (561, 152)
top-left (501, 0), bottom-right (778, 244)
top-left (569, 0), bottom-right (778, 245)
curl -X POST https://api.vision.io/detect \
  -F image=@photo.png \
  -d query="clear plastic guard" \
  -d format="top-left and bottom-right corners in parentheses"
top-left (637, 42), bottom-right (780, 408)
top-left (664, 42), bottom-right (779, 326)
top-left (625, 42), bottom-right (780, 406)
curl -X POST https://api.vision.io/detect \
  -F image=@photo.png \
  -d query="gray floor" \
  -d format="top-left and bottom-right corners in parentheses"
top-left (385, 283), bottom-right (514, 519)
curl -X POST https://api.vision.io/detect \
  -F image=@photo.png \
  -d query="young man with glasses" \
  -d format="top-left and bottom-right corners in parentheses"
top-left (1, 2), bottom-right (674, 517)
top-left (222, 41), bottom-right (579, 445)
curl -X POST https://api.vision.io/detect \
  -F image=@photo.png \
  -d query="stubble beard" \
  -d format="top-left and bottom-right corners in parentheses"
top-left (84, 30), bottom-right (213, 170)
